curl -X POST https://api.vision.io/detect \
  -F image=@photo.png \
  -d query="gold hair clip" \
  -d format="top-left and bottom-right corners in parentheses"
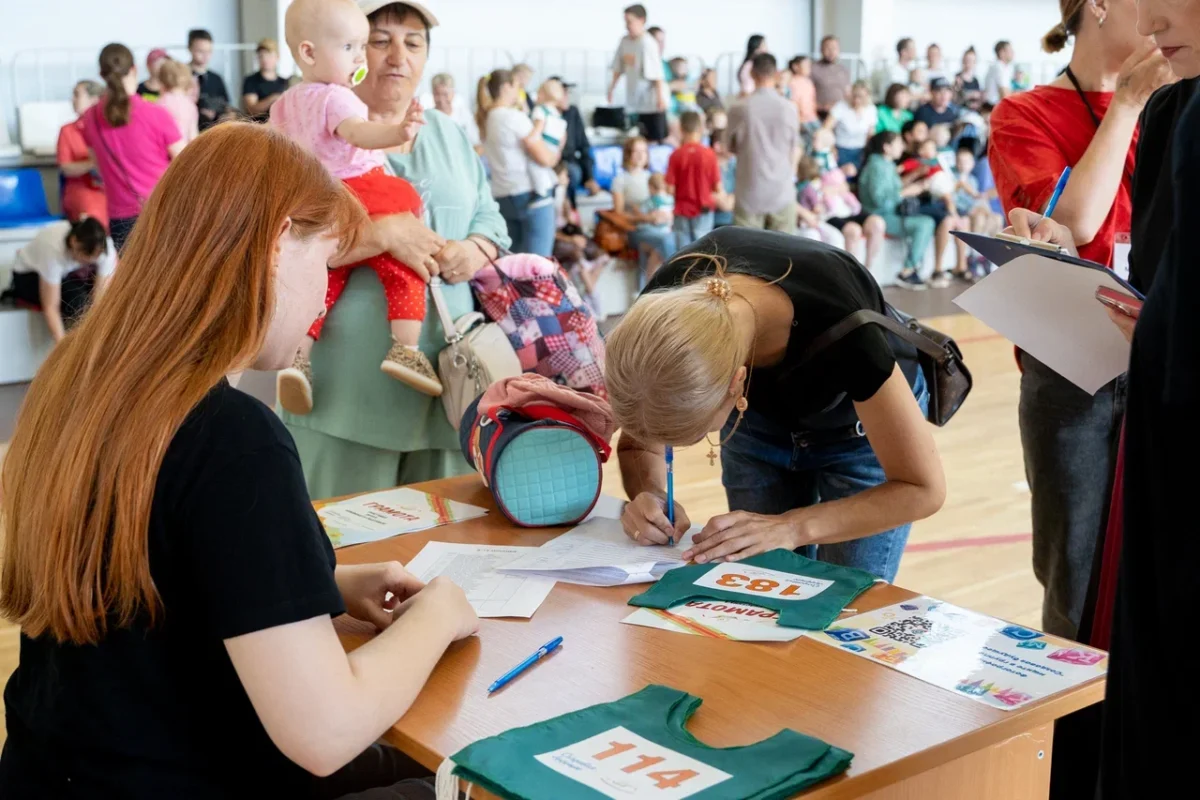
top-left (704, 278), bottom-right (733, 302)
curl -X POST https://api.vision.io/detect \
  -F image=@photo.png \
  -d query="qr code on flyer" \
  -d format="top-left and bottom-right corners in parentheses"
top-left (869, 616), bottom-right (963, 649)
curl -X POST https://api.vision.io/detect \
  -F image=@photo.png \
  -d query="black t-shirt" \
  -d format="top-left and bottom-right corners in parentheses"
top-left (1128, 78), bottom-right (1199, 294)
top-left (914, 102), bottom-right (961, 128)
top-left (242, 71), bottom-right (290, 120)
top-left (195, 69), bottom-right (230, 130)
top-left (0, 382), bottom-right (345, 798)
top-left (135, 80), bottom-right (160, 101)
top-left (1101, 85), bottom-right (1200, 798)
top-left (642, 227), bottom-right (907, 430)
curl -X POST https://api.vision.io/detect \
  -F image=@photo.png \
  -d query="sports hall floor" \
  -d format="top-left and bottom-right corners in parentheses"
top-left (0, 284), bottom-right (1041, 746)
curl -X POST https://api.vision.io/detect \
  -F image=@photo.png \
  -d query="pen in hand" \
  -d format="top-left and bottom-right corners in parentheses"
top-left (665, 447), bottom-right (675, 547)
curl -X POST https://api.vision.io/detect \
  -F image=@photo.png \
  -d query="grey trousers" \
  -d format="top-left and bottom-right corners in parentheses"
top-left (1018, 352), bottom-right (1124, 641)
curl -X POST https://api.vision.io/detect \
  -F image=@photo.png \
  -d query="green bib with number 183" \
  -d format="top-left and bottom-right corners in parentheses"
top-left (628, 550), bottom-right (876, 629)
top-left (449, 685), bottom-right (852, 799)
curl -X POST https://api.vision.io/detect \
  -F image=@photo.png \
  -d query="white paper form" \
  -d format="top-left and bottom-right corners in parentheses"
top-left (405, 542), bottom-right (556, 618)
top-left (953, 253), bottom-right (1134, 394)
top-left (497, 518), bottom-right (699, 587)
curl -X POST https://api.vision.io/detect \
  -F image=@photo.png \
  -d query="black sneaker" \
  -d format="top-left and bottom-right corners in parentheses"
top-left (894, 269), bottom-right (928, 291)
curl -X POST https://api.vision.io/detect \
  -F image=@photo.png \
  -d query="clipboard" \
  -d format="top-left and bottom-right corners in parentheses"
top-left (953, 231), bottom-right (1144, 299)
top-left (952, 237), bottom-right (1142, 394)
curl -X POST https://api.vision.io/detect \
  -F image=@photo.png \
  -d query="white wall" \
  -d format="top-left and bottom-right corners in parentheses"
top-left (412, 0), bottom-right (813, 106)
top-left (0, 0), bottom-right (239, 52)
top-left (429, 0), bottom-right (810, 61)
top-left (0, 0), bottom-right (239, 139)
top-left (889, 0), bottom-right (1066, 77)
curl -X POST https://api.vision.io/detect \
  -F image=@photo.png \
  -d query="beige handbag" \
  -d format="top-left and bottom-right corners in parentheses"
top-left (429, 277), bottom-right (522, 431)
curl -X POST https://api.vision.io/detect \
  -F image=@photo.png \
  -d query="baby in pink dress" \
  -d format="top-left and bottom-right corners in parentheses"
top-left (271, 0), bottom-right (439, 416)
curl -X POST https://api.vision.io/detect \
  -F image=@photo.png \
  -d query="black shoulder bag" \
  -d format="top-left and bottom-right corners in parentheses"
top-left (801, 305), bottom-right (972, 426)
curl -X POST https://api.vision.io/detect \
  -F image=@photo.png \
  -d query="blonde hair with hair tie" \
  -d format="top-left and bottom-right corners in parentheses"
top-left (606, 253), bottom-right (790, 447)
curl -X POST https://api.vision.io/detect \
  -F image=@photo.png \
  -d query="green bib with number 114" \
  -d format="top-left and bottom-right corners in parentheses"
top-left (628, 550), bottom-right (876, 629)
top-left (450, 685), bottom-right (852, 799)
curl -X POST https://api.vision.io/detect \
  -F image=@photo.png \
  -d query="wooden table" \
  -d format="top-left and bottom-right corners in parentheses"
top-left (333, 477), bottom-right (1104, 799)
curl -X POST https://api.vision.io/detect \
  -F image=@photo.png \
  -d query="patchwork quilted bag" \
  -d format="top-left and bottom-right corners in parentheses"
top-left (472, 255), bottom-right (608, 399)
top-left (460, 396), bottom-right (612, 527)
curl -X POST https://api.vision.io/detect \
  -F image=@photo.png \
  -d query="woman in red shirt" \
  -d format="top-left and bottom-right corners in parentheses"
top-left (56, 80), bottom-right (108, 229)
top-left (988, 0), bottom-right (1173, 644)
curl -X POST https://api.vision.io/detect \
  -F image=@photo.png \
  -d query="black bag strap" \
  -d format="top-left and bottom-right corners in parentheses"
top-left (800, 308), bottom-right (951, 365)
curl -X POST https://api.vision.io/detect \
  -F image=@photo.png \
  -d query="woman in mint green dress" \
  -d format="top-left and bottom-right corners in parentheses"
top-left (282, 1), bottom-right (511, 500)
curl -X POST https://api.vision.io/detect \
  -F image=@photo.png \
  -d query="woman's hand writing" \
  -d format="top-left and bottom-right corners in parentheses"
top-left (683, 511), bottom-right (804, 564)
top-left (1006, 208), bottom-right (1080, 257)
top-left (372, 213), bottom-right (446, 281)
top-left (621, 491), bottom-right (691, 546)
top-left (405, 576), bottom-right (480, 641)
top-left (335, 562), bottom-right (426, 631)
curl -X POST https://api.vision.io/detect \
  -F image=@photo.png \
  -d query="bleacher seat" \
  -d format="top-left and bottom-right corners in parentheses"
top-left (18, 101), bottom-right (75, 156)
top-left (0, 168), bottom-right (59, 229)
top-left (590, 143), bottom-right (675, 192)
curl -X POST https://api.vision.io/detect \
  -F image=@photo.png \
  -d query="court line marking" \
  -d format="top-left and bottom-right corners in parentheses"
top-left (905, 532), bottom-right (1032, 553)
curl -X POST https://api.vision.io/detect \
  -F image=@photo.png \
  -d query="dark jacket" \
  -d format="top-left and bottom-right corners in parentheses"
top-left (561, 104), bottom-right (594, 185)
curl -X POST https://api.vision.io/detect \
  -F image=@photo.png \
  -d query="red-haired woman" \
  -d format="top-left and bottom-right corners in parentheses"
top-left (0, 123), bottom-right (478, 798)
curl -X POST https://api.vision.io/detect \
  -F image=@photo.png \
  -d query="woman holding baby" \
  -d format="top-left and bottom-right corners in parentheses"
top-left (280, 0), bottom-right (512, 500)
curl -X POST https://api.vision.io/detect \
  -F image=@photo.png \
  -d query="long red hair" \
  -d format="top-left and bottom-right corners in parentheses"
top-left (0, 123), bottom-right (366, 645)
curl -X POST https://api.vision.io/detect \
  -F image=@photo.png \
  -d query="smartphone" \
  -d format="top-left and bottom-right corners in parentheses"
top-left (1096, 286), bottom-right (1143, 319)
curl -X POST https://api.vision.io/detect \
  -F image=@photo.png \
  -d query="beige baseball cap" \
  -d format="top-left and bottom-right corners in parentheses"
top-left (357, 1), bottom-right (440, 28)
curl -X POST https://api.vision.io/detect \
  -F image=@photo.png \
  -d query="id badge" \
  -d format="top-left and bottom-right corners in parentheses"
top-left (1113, 232), bottom-right (1131, 282)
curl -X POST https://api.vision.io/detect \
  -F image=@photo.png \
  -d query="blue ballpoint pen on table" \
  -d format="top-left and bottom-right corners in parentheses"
top-left (487, 637), bottom-right (563, 694)
top-left (665, 447), bottom-right (675, 547)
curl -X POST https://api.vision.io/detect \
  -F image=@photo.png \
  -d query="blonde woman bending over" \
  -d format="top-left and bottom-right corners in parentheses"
top-left (606, 226), bottom-right (945, 580)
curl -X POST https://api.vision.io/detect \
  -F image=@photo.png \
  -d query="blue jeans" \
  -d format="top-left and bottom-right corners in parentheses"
top-left (565, 161), bottom-right (584, 208)
top-left (836, 146), bottom-right (865, 171)
top-left (109, 215), bottom-right (138, 253)
top-left (673, 212), bottom-right (714, 249)
top-left (497, 192), bottom-right (556, 257)
top-left (719, 369), bottom-right (929, 581)
top-left (628, 224), bottom-right (677, 288)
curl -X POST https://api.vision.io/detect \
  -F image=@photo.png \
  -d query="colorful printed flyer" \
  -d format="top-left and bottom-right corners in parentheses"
top-left (805, 596), bottom-right (1108, 711)
top-left (318, 488), bottom-right (487, 548)
top-left (622, 600), bottom-right (806, 642)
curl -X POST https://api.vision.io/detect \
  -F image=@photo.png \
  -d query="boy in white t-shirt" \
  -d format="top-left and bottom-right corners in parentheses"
top-left (607, 4), bottom-right (667, 141)
top-left (6, 218), bottom-right (116, 342)
top-left (983, 41), bottom-right (1015, 105)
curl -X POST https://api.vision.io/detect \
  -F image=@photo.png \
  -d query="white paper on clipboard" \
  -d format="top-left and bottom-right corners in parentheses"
top-left (953, 253), bottom-right (1133, 394)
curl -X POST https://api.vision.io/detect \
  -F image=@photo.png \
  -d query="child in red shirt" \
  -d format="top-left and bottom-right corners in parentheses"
top-left (666, 110), bottom-right (722, 248)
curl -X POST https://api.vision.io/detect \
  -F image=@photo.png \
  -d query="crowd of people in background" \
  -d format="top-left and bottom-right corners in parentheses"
top-left (29, 2), bottom-right (1036, 352)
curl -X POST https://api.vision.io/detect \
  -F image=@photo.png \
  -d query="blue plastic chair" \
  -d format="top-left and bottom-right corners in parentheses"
top-left (0, 168), bottom-right (61, 229)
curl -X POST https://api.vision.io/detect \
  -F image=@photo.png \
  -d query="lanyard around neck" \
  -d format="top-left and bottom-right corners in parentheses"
top-left (1064, 65), bottom-right (1134, 187)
